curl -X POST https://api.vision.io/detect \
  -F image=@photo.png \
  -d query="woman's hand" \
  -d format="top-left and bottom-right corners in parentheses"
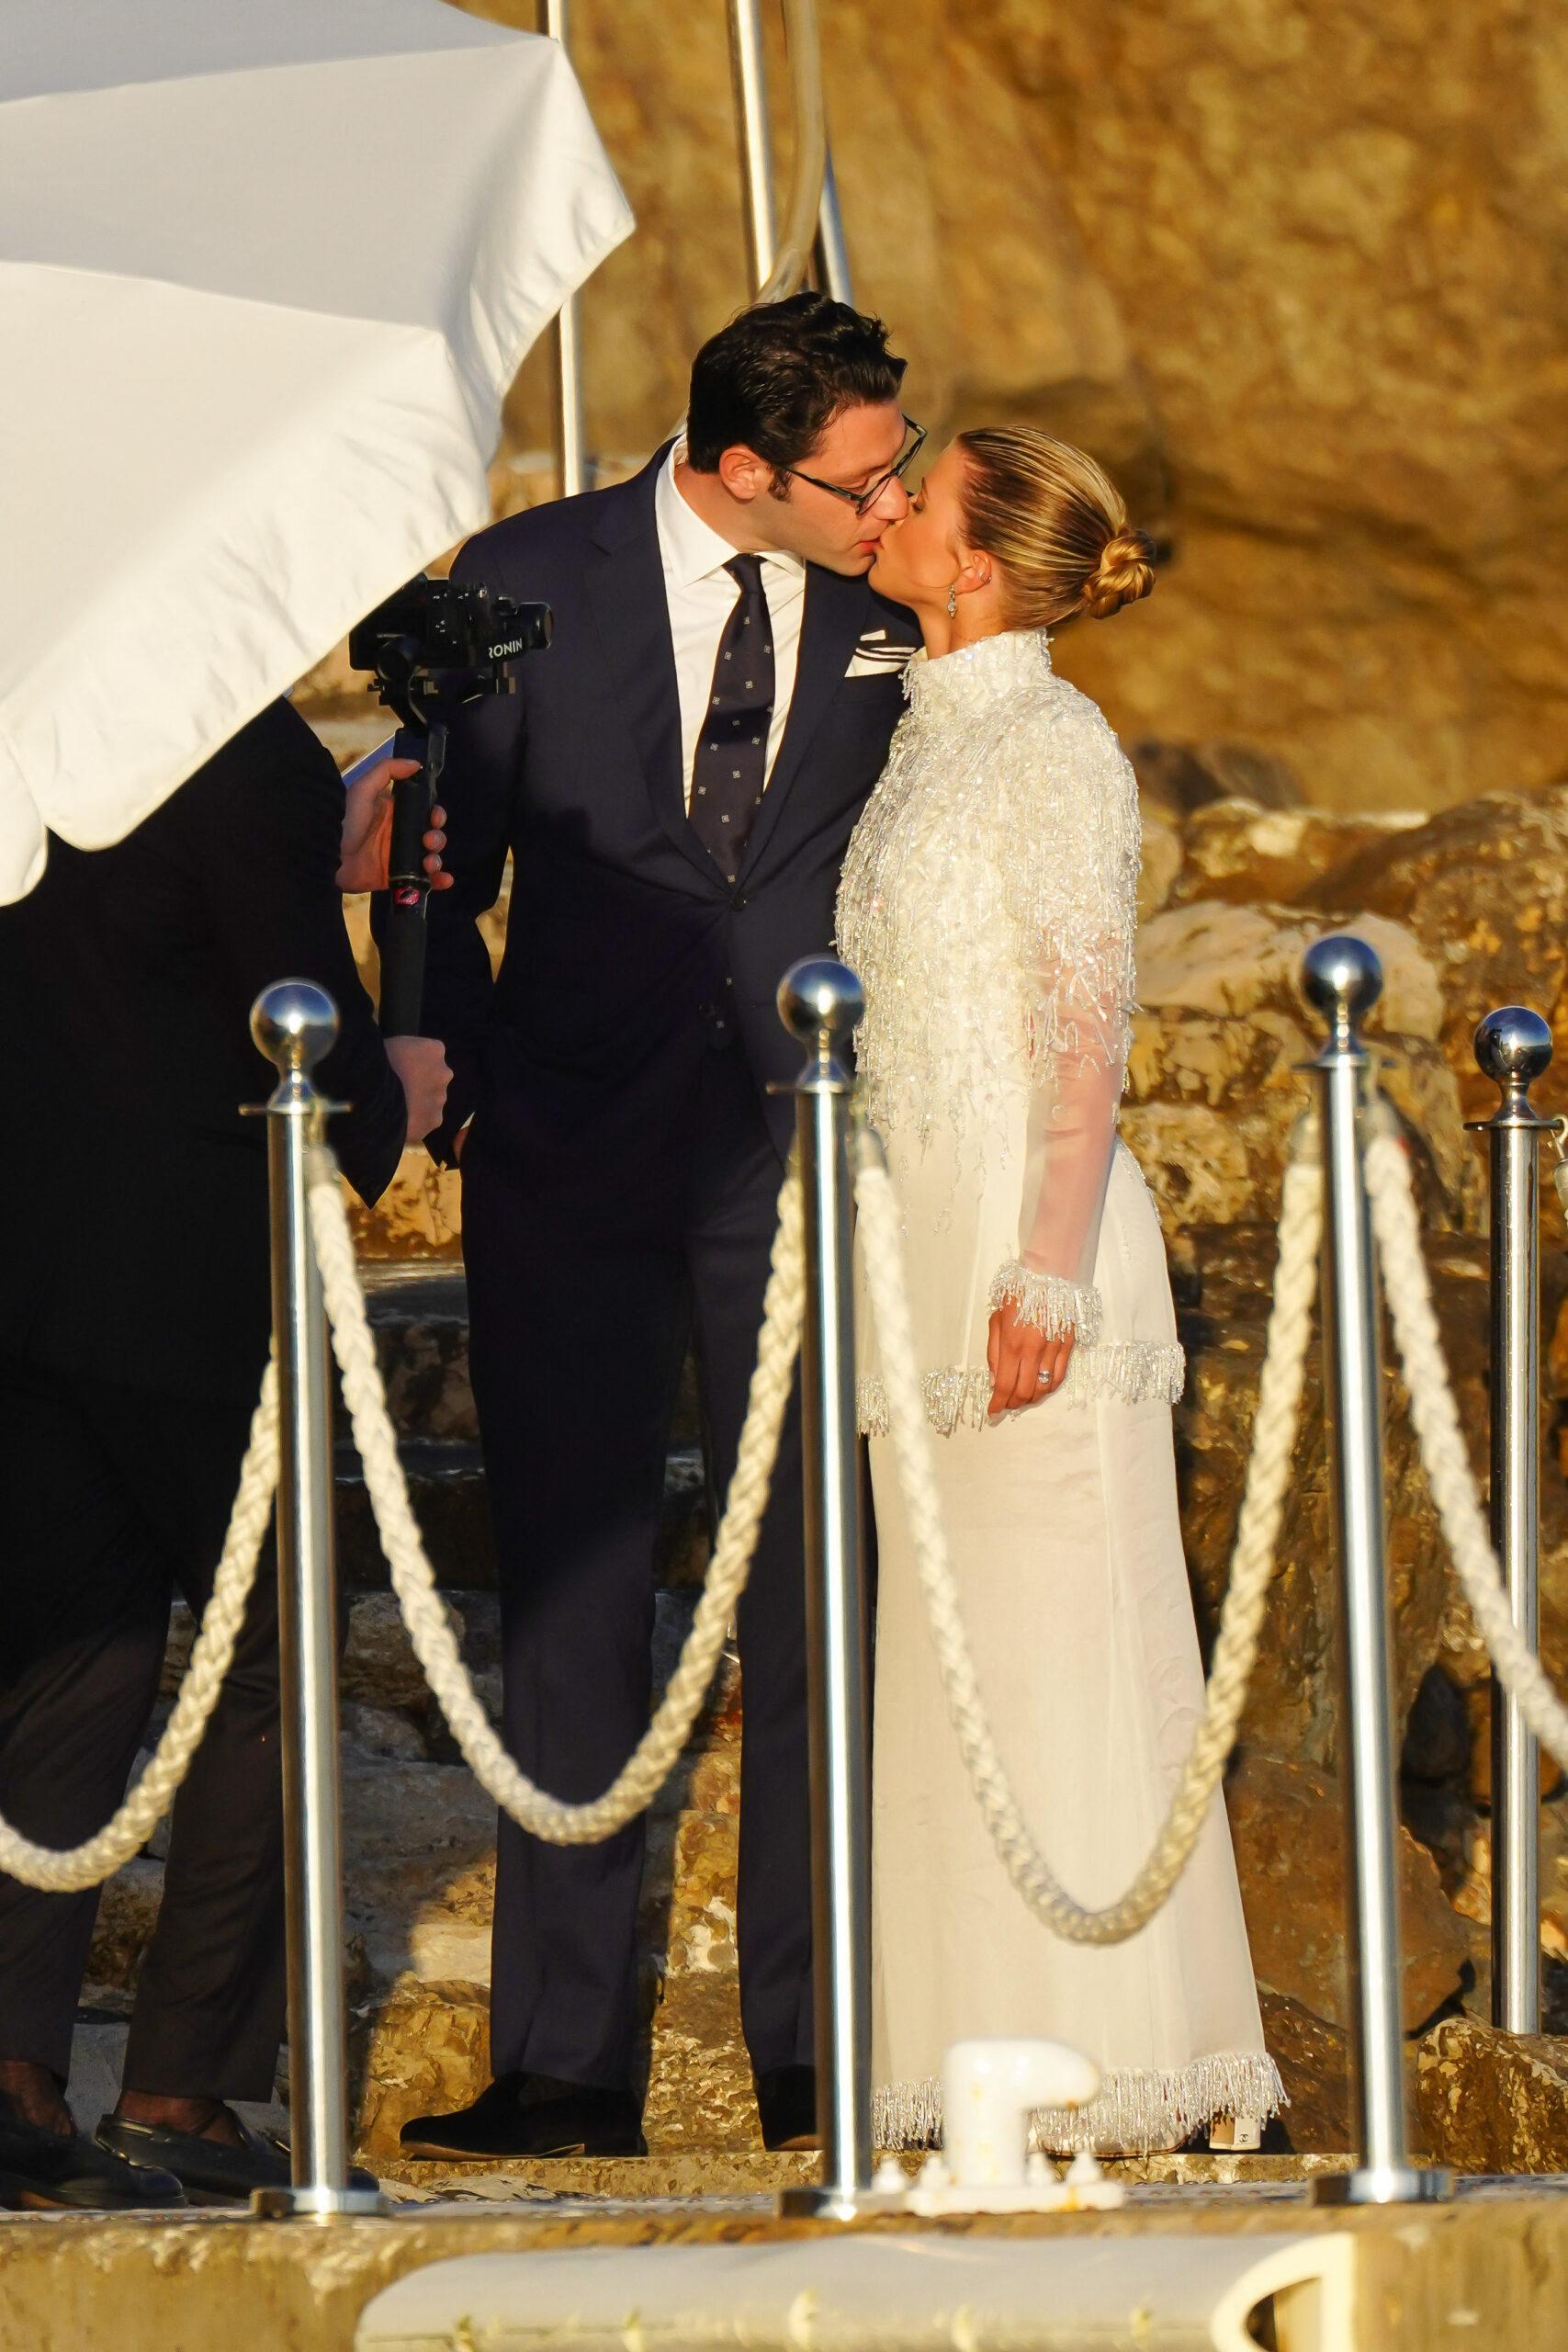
top-left (987, 1296), bottom-right (1077, 1419)
top-left (335, 752), bottom-right (452, 895)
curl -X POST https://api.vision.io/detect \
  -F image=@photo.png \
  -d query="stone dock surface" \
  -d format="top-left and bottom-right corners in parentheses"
top-left (5, 2175), bottom-right (1568, 2351)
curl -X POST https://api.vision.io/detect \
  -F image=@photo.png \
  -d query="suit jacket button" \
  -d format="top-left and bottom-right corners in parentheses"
top-left (732, 893), bottom-right (749, 910)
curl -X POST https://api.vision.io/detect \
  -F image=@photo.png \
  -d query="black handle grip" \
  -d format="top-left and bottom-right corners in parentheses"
top-left (379, 731), bottom-right (433, 1035)
top-left (379, 895), bottom-right (429, 1035)
top-left (387, 764), bottom-right (433, 891)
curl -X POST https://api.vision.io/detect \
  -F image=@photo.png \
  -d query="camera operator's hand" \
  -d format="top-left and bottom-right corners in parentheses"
top-left (335, 752), bottom-right (452, 896)
top-left (386, 1035), bottom-right (453, 1144)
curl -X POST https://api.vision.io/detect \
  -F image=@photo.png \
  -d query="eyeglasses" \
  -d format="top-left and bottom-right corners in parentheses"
top-left (781, 418), bottom-right (927, 517)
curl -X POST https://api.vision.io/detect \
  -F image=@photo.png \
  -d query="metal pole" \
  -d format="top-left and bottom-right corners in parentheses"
top-left (813, 148), bottom-right (852, 302)
top-left (776, 958), bottom-right (877, 2220)
top-left (1471, 1009), bottom-right (1552, 2035)
top-left (1303, 937), bottom-right (1450, 2208)
top-left (728, 0), bottom-right (779, 292)
top-left (538, 0), bottom-right (587, 498)
top-left (248, 982), bottom-right (384, 2220)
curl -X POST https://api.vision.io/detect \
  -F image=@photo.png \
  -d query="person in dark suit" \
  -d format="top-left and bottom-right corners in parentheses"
top-left (0, 699), bottom-right (450, 2209)
top-left (398, 293), bottom-right (920, 2163)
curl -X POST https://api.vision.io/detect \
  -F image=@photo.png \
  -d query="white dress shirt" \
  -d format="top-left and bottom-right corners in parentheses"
top-left (655, 444), bottom-right (806, 815)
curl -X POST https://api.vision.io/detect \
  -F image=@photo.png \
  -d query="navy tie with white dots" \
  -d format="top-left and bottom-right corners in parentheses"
top-left (689, 554), bottom-right (774, 885)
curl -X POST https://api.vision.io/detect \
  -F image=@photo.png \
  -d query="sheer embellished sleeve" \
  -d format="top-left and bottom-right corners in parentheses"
top-left (987, 710), bottom-right (1140, 1343)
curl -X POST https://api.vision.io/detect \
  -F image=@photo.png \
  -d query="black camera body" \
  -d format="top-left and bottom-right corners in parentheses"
top-left (348, 573), bottom-right (553, 1035)
top-left (348, 574), bottom-right (551, 710)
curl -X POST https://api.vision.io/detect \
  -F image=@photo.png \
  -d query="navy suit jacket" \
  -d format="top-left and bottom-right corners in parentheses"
top-left (421, 447), bottom-right (915, 1200)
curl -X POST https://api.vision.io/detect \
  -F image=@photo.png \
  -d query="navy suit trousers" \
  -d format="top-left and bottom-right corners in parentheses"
top-left (461, 1037), bottom-right (812, 2091)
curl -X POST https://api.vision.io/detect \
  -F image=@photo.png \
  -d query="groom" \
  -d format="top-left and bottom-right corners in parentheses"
top-left (401, 293), bottom-right (919, 2160)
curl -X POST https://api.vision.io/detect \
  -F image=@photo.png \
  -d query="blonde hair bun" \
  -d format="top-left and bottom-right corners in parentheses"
top-left (1085, 530), bottom-right (1156, 620)
top-left (955, 426), bottom-right (1156, 631)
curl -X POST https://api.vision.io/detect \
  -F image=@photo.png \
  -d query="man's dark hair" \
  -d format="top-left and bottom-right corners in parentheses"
top-left (685, 290), bottom-right (907, 475)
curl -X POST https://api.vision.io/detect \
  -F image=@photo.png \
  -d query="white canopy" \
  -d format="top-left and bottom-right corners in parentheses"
top-left (0, 0), bottom-right (633, 899)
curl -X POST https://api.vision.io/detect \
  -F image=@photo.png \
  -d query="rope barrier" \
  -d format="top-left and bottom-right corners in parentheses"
top-left (16, 1052), bottom-right (1568, 1933)
top-left (852, 1117), bottom-right (1323, 1944)
top-left (0, 1365), bottom-right (280, 1891)
top-left (1367, 1115), bottom-right (1568, 1774)
top-left (306, 1142), bottom-right (807, 1841)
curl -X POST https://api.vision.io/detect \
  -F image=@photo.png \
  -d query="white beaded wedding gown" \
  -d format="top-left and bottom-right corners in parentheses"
top-left (836, 628), bottom-right (1281, 2153)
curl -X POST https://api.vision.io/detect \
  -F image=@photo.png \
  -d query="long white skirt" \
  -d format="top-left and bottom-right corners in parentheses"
top-left (865, 1159), bottom-right (1281, 2154)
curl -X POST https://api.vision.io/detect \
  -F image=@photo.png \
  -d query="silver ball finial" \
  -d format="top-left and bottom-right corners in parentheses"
top-left (251, 978), bottom-right (340, 1076)
top-left (1302, 933), bottom-right (1382, 1042)
top-left (1474, 1006), bottom-right (1552, 1092)
top-left (777, 956), bottom-right (865, 1048)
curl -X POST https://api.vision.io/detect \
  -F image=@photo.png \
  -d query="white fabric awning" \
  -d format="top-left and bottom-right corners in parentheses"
top-left (0, 0), bottom-right (633, 899)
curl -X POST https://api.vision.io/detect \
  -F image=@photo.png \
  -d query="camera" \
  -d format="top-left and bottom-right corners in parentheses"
top-left (348, 573), bottom-right (553, 1035)
top-left (348, 574), bottom-right (552, 711)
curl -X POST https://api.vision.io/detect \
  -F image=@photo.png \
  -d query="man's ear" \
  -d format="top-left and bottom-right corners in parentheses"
top-left (717, 444), bottom-right (772, 505)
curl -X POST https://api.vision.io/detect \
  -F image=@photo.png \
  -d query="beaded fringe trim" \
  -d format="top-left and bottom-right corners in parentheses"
top-left (874, 2051), bottom-right (1285, 2158)
top-left (857, 1342), bottom-right (1187, 1436)
top-left (987, 1260), bottom-right (1103, 1344)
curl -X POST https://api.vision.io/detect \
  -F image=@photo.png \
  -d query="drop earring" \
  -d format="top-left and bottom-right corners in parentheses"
top-left (946, 582), bottom-right (958, 618)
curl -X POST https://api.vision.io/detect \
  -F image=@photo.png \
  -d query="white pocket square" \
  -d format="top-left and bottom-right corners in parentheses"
top-left (844, 629), bottom-right (916, 679)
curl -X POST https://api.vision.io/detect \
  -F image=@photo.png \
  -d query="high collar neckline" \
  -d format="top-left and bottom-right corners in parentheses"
top-left (907, 627), bottom-right (1054, 712)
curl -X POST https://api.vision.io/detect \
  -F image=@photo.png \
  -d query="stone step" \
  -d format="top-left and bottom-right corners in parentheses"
top-left (378, 2149), bottom-right (1352, 2199)
top-left (360, 1268), bottom-right (476, 1445)
top-left (162, 1584), bottom-right (737, 1756)
top-left (111, 1589), bottom-right (740, 2018)
top-left (354, 1959), bottom-right (757, 2166)
top-left (334, 1437), bottom-right (494, 1589)
top-left (333, 1438), bottom-right (710, 1593)
top-left (358, 1263), bottom-right (704, 1451)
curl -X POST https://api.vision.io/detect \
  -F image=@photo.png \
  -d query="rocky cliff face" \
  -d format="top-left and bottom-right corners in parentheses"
top-left (300, 0), bottom-right (1568, 817)
top-left (63, 0), bottom-right (1568, 2174)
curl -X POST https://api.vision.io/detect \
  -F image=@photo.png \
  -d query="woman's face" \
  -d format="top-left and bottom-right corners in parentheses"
top-left (869, 439), bottom-right (973, 615)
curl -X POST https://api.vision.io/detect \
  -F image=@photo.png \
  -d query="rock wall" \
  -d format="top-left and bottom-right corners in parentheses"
top-left (259, 0), bottom-right (1568, 2139)
top-left (300, 0), bottom-right (1568, 815)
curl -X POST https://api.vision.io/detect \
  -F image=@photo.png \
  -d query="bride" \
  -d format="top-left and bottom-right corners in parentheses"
top-left (836, 428), bottom-right (1282, 2154)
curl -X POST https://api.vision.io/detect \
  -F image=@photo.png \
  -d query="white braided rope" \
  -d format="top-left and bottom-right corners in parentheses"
top-left (1366, 1121), bottom-right (1568, 1773)
top-left (853, 1116), bottom-right (1324, 1943)
top-left (0, 1364), bottom-right (280, 1892)
top-left (306, 1143), bottom-right (806, 1842)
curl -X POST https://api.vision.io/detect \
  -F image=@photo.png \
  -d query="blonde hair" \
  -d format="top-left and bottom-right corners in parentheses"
top-left (955, 427), bottom-right (1156, 628)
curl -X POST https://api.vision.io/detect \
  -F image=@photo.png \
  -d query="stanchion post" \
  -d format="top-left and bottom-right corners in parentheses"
top-left (1303, 937), bottom-right (1450, 2208)
top-left (1471, 1008), bottom-right (1552, 2036)
top-left (814, 149), bottom-right (853, 302)
top-left (728, 0), bottom-right (778, 292)
top-left (775, 957), bottom-right (877, 2220)
top-left (248, 981), bottom-right (384, 2220)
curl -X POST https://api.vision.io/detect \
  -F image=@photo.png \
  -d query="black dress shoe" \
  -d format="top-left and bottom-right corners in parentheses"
top-left (400, 2072), bottom-right (646, 2160)
top-left (755, 2064), bottom-right (819, 2153)
top-left (0, 2113), bottom-right (186, 2211)
top-left (96, 2109), bottom-right (378, 2207)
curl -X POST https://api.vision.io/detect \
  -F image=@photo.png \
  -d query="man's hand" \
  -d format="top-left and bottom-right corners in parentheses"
top-left (336, 752), bottom-right (452, 896)
top-left (385, 1035), bottom-right (453, 1144)
top-left (986, 1297), bottom-right (1077, 1419)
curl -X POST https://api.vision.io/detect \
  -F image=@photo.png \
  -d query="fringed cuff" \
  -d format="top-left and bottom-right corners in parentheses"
top-left (987, 1259), bottom-right (1103, 1344)
top-left (856, 1342), bottom-right (1186, 1437)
